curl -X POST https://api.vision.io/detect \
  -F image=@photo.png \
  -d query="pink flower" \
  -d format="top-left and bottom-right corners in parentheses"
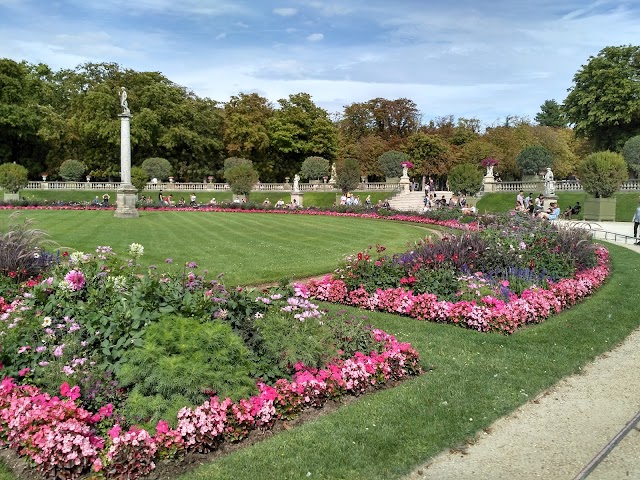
top-left (64, 269), bottom-right (86, 291)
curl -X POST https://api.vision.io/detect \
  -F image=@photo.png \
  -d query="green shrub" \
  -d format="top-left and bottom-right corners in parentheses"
top-left (0, 162), bottom-right (28, 193)
top-left (130, 166), bottom-right (149, 191)
top-left (377, 151), bottom-right (408, 178)
top-left (577, 151), bottom-right (627, 198)
top-left (300, 156), bottom-right (330, 180)
top-left (622, 135), bottom-right (640, 175)
top-left (335, 157), bottom-right (361, 193)
top-left (224, 160), bottom-right (259, 196)
top-left (118, 315), bottom-right (256, 428)
top-left (516, 145), bottom-right (552, 176)
top-left (59, 159), bottom-right (87, 182)
top-left (141, 157), bottom-right (172, 181)
top-left (447, 163), bottom-right (483, 195)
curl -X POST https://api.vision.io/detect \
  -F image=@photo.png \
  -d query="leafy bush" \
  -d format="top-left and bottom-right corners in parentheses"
top-left (577, 151), bottom-right (627, 198)
top-left (224, 162), bottom-right (259, 196)
top-left (447, 162), bottom-right (483, 195)
top-left (516, 145), bottom-right (552, 176)
top-left (130, 166), bottom-right (149, 191)
top-left (377, 150), bottom-right (408, 178)
top-left (622, 135), bottom-right (640, 175)
top-left (335, 157), bottom-right (361, 193)
top-left (0, 162), bottom-right (29, 193)
top-left (141, 157), bottom-right (172, 181)
top-left (300, 156), bottom-right (330, 180)
top-left (118, 315), bottom-right (256, 428)
top-left (59, 159), bottom-right (87, 182)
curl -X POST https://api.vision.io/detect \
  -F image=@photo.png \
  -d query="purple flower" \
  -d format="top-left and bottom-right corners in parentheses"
top-left (187, 261), bottom-right (198, 268)
top-left (64, 269), bottom-right (86, 291)
top-left (165, 258), bottom-right (173, 264)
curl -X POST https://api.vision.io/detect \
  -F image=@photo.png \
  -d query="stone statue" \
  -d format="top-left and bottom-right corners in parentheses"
top-left (119, 87), bottom-right (130, 114)
top-left (402, 165), bottom-right (409, 177)
top-left (486, 165), bottom-right (494, 177)
top-left (544, 167), bottom-right (555, 196)
top-left (293, 174), bottom-right (300, 192)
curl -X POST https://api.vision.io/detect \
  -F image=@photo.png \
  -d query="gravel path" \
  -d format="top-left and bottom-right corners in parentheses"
top-left (406, 227), bottom-right (640, 480)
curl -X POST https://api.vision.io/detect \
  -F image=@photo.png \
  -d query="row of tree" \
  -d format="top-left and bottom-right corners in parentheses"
top-left (1, 45), bottom-right (639, 185)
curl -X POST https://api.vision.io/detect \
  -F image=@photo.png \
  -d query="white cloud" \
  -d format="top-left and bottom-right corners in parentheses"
top-left (273, 7), bottom-right (297, 17)
top-left (306, 33), bottom-right (324, 42)
top-left (215, 32), bottom-right (227, 40)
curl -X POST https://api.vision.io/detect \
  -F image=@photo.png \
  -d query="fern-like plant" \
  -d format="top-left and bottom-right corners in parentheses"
top-left (117, 315), bottom-right (257, 428)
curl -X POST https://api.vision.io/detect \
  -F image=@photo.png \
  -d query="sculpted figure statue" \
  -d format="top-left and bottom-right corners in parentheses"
top-left (119, 87), bottom-right (130, 114)
top-left (293, 174), bottom-right (300, 192)
top-left (544, 167), bottom-right (555, 196)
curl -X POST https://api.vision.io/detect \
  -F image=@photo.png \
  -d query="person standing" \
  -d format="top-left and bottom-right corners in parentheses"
top-left (633, 198), bottom-right (640, 245)
top-left (189, 192), bottom-right (197, 207)
top-left (516, 190), bottom-right (524, 210)
top-left (158, 190), bottom-right (164, 205)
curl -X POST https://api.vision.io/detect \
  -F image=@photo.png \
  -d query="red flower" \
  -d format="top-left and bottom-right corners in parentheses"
top-left (436, 254), bottom-right (445, 262)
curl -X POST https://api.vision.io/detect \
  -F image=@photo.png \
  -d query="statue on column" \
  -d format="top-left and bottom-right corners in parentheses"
top-left (293, 174), bottom-right (300, 192)
top-left (119, 87), bottom-right (130, 114)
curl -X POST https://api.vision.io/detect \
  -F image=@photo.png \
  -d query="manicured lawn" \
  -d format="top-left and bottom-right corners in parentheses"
top-left (0, 210), bottom-right (426, 286)
top-left (173, 243), bottom-right (640, 480)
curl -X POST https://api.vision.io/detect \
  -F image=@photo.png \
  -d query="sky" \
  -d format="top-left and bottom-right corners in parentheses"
top-left (1, 0), bottom-right (639, 128)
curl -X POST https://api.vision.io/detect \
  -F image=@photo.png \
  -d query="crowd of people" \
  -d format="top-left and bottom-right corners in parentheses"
top-left (422, 192), bottom-right (475, 214)
top-left (513, 189), bottom-right (581, 220)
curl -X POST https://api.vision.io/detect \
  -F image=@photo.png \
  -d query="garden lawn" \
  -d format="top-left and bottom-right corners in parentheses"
top-left (0, 210), bottom-right (427, 286)
top-left (173, 243), bottom-right (640, 480)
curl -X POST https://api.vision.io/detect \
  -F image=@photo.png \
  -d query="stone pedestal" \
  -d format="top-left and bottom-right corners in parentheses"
top-left (542, 194), bottom-right (558, 210)
top-left (114, 185), bottom-right (139, 218)
top-left (483, 175), bottom-right (497, 193)
top-left (399, 175), bottom-right (411, 194)
top-left (290, 191), bottom-right (304, 207)
top-left (3, 193), bottom-right (19, 202)
top-left (115, 112), bottom-right (138, 218)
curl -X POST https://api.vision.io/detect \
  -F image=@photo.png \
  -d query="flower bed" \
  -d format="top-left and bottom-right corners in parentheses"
top-left (0, 329), bottom-right (420, 479)
top-left (296, 246), bottom-right (609, 334)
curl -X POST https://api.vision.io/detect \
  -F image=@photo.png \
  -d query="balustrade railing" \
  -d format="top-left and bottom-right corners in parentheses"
top-left (24, 181), bottom-right (401, 192)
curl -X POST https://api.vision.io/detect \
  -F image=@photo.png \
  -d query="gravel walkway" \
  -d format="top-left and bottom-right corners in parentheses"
top-left (406, 224), bottom-right (640, 480)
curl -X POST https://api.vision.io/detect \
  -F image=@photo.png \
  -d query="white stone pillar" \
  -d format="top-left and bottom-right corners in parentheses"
top-left (119, 113), bottom-right (132, 186)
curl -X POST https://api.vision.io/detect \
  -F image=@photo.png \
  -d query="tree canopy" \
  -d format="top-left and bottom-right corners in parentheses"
top-left (564, 45), bottom-right (640, 151)
top-left (535, 100), bottom-right (566, 128)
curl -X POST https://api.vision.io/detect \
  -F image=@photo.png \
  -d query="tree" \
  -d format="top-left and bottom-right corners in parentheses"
top-left (299, 156), bottom-right (330, 181)
top-left (335, 158), bottom-right (361, 194)
top-left (622, 135), bottom-right (640, 175)
top-left (577, 151), bottom-right (627, 198)
top-left (130, 166), bottom-right (149, 192)
top-left (535, 100), bottom-right (567, 128)
top-left (405, 133), bottom-right (455, 179)
top-left (141, 157), bottom-right (172, 181)
top-left (515, 145), bottom-right (553, 176)
top-left (564, 45), bottom-right (640, 150)
top-left (339, 134), bottom-right (387, 179)
top-left (58, 159), bottom-right (86, 181)
top-left (268, 93), bottom-right (337, 181)
top-left (447, 163), bottom-right (484, 195)
top-left (340, 98), bottom-right (420, 142)
top-left (224, 160), bottom-right (259, 197)
top-left (377, 151), bottom-right (408, 178)
top-left (0, 163), bottom-right (29, 193)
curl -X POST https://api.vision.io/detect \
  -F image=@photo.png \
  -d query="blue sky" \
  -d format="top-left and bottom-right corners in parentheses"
top-left (1, 0), bottom-right (638, 127)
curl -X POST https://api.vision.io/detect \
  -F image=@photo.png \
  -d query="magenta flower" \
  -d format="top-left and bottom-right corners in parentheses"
top-left (64, 269), bottom-right (86, 291)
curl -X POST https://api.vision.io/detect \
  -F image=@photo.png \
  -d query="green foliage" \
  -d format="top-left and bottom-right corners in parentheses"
top-left (224, 157), bottom-right (253, 171)
top-left (564, 45), bottom-right (640, 150)
top-left (58, 159), bottom-right (87, 181)
top-left (224, 162), bottom-right (259, 196)
top-left (577, 151), bottom-right (628, 198)
top-left (141, 157), bottom-right (171, 181)
top-left (130, 166), bottom-right (149, 191)
top-left (412, 266), bottom-right (460, 301)
top-left (0, 162), bottom-right (28, 193)
top-left (335, 157), bottom-right (361, 193)
top-left (622, 135), bottom-right (640, 175)
top-left (118, 315), bottom-right (256, 428)
top-left (535, 99), bottom-right (567, 128)
top-left (515, 145), bottom-right (553, 176)
top-left (447, 163), bottom-right (483, 195)
top-left (377, 150), bottom-right (408, 178)
top-left (255, 309), bottom-right (337, 374)
top-left (299, 156), bottom-right (330, 180)
top-left (406, 132), bottom-right (455, 178)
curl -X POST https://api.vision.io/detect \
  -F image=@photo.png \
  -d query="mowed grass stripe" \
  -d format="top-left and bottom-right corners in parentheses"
top-left (0, 210), bottom-right (428, 285)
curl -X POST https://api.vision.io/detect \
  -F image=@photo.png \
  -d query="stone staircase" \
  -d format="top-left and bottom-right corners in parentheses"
top-left (387, 191), bottom-right (453, 212)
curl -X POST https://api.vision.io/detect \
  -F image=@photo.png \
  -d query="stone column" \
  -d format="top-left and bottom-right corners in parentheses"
top-left (114, 111), bottom-right (139, 218)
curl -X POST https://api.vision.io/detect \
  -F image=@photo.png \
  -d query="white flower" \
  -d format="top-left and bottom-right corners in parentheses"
top-left (57, 280), bottom-right (74, 292)
top-left (41, 316), bottom-right (52, 327)
top-left (129, 243), bottom-right (144, 258)
top-left (69, 251), bottom-right (85, 264)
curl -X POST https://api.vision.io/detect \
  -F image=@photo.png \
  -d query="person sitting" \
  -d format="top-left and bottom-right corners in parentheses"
top-left (208, 197), bottom-right (217, 205)
top-left (275, 199), bottom-right (285, 208)
top-left (562, 201), bottom-right (581, 219)
top-left (263, 197), bottom-right (271, 207)
top-left (189, 193), bottom-right (197, 207)
top-left (533, 194), bottom-right (544, 215)
top-left (178, 197), bottom-right (186, 207)
top-left (537, 202), bottom-right (561, 220)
